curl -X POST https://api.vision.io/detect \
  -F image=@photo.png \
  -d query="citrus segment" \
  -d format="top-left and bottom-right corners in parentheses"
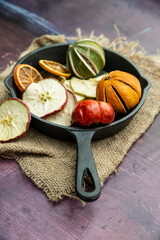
top-left (39, 60), bottom-right (71, 79)
top-left (13, 64), bottom-right (43, 92)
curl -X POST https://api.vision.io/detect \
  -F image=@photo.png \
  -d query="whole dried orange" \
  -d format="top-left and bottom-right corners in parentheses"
top-left (39, 60), bottom-right (71, 79)
top-left (13, 64), bottom-right (43, 92)
top-left (96, 70), bottom-right (142, 114)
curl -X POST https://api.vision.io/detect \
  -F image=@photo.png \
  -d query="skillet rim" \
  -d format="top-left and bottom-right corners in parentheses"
top-left (4, 42), bottom-right (151, 132)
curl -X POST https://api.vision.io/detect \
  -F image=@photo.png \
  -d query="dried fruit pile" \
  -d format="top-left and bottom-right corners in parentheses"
top-left (0, 39), bottom-right (142, 142)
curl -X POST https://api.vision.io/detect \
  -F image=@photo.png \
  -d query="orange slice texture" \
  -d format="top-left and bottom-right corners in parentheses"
top-left (14, 64), bottom-right (43, 92)
top-left (39, 60), bottom-right (71, 79)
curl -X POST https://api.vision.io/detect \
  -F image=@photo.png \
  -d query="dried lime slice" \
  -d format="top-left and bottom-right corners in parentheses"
top-left (0, 98), bottom-right (31, 142)
top-left (22, 78), bottom-right (68, 118)
top-left (44, 90), bottom-right (77, 126)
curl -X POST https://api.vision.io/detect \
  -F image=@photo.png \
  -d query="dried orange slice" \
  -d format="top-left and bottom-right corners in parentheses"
top-left (39, 60), bottom-right (71, 79)
top-left (13, 64), bottom-right (43, 92)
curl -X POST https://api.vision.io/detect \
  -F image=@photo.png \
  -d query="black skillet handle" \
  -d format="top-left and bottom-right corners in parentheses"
top-left (72, 130), bottom-right (101, 202)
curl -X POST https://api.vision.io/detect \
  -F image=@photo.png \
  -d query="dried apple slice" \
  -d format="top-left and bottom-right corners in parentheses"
top-left (44, 90), bottom-right (77, 126)
top-left (60, 78), bottom-right (85, 103)
top-left (22, 78), bottom-right (68, 118)
top-left (0, 98), bottom-right (31, 142)
top-left (70, 73), bottom-right (108, 99)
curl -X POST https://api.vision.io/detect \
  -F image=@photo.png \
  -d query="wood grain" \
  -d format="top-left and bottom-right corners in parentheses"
top-left (0, 0), bottom-right (160, 239)
top-left (0, 0), bottom-right (60, 36)
top-left (4, 0), bottom-right (160, 53)
top-left (0, 17), bottom-right (34, 72)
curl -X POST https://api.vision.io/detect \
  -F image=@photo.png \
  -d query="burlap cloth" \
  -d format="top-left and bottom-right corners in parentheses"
top-left (0, 29), bottom-right (160, 204)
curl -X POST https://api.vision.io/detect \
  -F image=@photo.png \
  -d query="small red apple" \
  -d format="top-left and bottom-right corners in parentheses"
top-left (72, 99), bottom-right (115, 126)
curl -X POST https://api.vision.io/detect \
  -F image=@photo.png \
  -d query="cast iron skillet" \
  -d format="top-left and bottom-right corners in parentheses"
top-left (4, 43), bottom-right (150, 202)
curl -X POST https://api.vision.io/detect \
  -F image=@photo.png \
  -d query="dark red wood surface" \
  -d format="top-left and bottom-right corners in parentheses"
top-left (0, 1), bottom-right (160, 239)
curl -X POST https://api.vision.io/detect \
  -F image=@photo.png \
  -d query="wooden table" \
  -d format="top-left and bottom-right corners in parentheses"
top-left (0, 1), bottom-right (160, 239)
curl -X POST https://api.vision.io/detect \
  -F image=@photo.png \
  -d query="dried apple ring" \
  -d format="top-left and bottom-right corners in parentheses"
top-left (0, 98), bottom-right (31, 142)
top-left (22, 78), bottom-right (68, 118)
